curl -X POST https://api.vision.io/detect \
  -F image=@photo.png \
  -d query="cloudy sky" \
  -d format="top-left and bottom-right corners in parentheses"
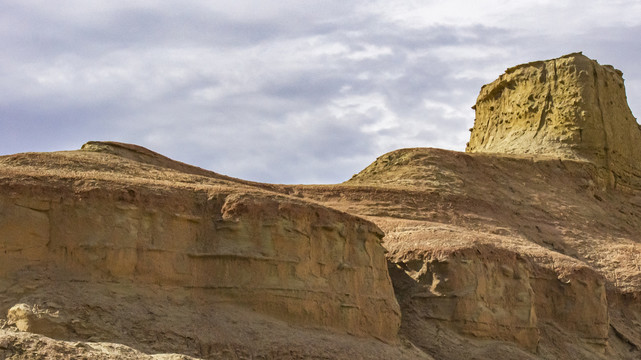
top-left (2, 1), bottom-right (641, 184)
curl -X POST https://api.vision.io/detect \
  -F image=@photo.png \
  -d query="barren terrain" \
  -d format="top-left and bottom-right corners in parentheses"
top-left (2, 53), bottom-right (641, 359)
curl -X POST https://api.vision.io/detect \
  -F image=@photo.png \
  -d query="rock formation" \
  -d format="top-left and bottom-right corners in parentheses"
top-left (299, 149), bottom-right (625, 358)
top-left (0, 142), bottom-right (417, 359)
top-left (467, 52), bottom-right (641, 188)
top-left (2, 53), bottom-right (641, 359)
top-left (286, 54), bottom-right (641, 359)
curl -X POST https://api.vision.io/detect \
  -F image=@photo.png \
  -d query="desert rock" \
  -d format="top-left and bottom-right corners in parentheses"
top-left (2, 53), bottom-right (641, 359)
top-left (0, 142), bottom-right (417, 359)
top-left (291, 148), bottom-right (626, 359)
top-left (467, 52), bottom-right (641, 189)
top-left (281, 53), bottom-right (641, 359)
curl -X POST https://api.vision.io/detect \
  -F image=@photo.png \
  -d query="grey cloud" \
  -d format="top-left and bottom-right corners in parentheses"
top-left (131, 107), bottom-right (377, 184)
top-left (1, 1), bottom-right (640, 184)
top-left (1, 2), bottom-right (361, 56)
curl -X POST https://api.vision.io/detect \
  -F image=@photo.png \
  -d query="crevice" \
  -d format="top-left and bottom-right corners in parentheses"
top-left (539, 64), bottom-right (548, 83)
top-left (611, 323), bottom-right (641, 351)
top-left (47, 212), bottom-right (52, 249)
top-left (534, 89), bottom-right (553, 138)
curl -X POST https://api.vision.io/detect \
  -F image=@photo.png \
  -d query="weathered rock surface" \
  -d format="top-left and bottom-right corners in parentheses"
top-left (0, 329), bottom-right (197, 360)
top-left (278, 54), bottom-right (641, 359)
top-left (467, 52), bottom-right (641, 189)
top-left (285, 149), bottom-right (628, 359)
top-left (2, 53), bottom-right (641, 360)
top-left (283, 146), bottom-right (641, 359)
top-left (0, 142), bottom-right (418, 359)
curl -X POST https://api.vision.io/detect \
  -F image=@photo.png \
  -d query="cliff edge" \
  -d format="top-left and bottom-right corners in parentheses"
top-left (0, 142), bottom-right (419, 359)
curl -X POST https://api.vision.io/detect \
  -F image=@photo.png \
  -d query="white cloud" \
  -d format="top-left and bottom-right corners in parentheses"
top-left (423, 100), bottom-right (468, 120)
top-left (330, 94), bottom-right (398, 133)
top-left (365, 0), bottom-right (641, 33)
top-left (346, 44), bottom-right (393, 60)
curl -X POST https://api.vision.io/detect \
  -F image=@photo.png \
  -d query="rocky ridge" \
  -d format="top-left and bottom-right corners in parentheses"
top-left (0, 142), bottom-right (417, 359)
top-left (292, 148), bottom-right (638, 359)
top-left (1, 53), bottom-right (641, 359)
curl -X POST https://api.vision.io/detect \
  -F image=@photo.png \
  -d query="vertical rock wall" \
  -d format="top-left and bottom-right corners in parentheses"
top-left (467, 52), bottom-right (641, 188)
top-left (389, 246), bottom-right (610, 353)
top-left (0, 169), bottom-right (401, 342)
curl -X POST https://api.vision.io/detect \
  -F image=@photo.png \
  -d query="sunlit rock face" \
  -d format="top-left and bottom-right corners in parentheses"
top-left (467, 52), bottom-right (641, 189)
top-left (0, 142), bottom-right (403, 358)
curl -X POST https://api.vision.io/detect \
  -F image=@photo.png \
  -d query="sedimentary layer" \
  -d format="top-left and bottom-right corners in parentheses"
top-left (288, 146), bottom-right (641, 359)
top-left (0, 142), bottom-right (406, 358)
top-left (467, 52), bottom-right (641, 189)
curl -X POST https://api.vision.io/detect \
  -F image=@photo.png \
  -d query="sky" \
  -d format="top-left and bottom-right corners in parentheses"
top-left (2, 1), bottom-right (641, 184)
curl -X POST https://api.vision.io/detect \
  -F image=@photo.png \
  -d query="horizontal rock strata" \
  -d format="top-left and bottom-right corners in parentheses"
top-left (467, 52), bottom-right (641, 189)
top-left (290, 145), bottom-right (641, 359)
top-left (0, 142), bottom-right (401, 353)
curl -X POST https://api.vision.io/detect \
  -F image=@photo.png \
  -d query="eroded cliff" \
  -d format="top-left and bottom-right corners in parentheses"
top-left (290, 148), bottom-right (636, 359)
top-left (467, 52), bottom-right (641, 189)
top-left (2, 53), bottom-right (641, 360)
top-left (281, 53), bottom-right (641, 359)
top-left (0, 142), bottom-right (418, 359)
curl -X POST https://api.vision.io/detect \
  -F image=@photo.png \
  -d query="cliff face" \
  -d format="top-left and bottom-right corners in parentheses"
top-left (0, 182), bottom-right (396, 339)
top-left (0, 143), bottom-right (412, 359)
top-left (467, 52), bottom-right (641, 188)
top-left (295, 149), bottom-right (634, 359)
top-left (3, 53), bottom-right (641, 360)
top-left (285, 54), bottom-right (641, 359)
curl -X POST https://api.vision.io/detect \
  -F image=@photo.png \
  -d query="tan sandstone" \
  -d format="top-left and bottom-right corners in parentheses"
top-left (467, 52), bottom-right (641, 189)
top-left (2, 53), bottom-right (641, 360)
top-left (283, 54), bottom-right (641, 358)
top-left (290, 148), bottom-right (626, 359)
top-left (0, 142), bottom-right (418, 359)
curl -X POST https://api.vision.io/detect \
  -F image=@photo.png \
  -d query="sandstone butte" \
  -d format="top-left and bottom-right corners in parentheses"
top-left (1, 52), bottom-right (641, 359)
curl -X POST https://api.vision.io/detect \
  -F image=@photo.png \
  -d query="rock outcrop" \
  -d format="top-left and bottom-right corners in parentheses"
top-left (283, 54), bottom-right (641, 359)
top-left (292, 148), bottom-right (631, 359)
top-left (2, 53), bottom-right (641, 360)
top-left (0, 142), bottom-right (414, 359)
top-left (0, 329), bottom-right (199, 360)
top-left (467, 52), bottom-right (641, 189)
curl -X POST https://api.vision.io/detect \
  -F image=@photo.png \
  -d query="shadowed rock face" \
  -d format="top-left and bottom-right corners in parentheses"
top-left (467, 52), bottom-right (641, 189)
